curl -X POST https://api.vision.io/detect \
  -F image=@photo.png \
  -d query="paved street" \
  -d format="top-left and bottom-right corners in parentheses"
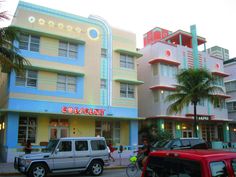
top-left (0, 169), bottom-right (142, 177)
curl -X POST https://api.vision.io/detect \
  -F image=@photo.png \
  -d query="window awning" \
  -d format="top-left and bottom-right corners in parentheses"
top-left (149, 85), bottom-right (176, 91)
top-left (114, 49), bottom-right (143, 58)
top-left (114, 78), bottom-right (144, 85)
top-left (26, 65), bottom-right (85, 77)
top-left (212, 71), bottom-right (229, 77)
top-left (148, 58), bottom-right (180, 66)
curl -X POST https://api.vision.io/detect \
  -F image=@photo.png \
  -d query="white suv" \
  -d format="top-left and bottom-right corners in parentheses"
top-left (14, 137), bottom-right (109, 177)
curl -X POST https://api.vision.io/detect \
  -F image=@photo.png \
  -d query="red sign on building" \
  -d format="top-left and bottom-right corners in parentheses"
top-left (61, 106), bottom-right (105, 116)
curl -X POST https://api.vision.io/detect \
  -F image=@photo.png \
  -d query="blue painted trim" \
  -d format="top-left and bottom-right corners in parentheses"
top-left (129, 120), bottom-right (138, 147)
top-left (7, 98), bottom-right (138, 118)
top-left (6, 112), bottom-right (19, 148)
top-left (9, 71), bottom-right (84, 99)
top-left (17, 45), bottom-right (85, 66)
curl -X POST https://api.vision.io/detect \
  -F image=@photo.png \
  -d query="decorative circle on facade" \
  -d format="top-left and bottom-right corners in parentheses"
top-left (87, 27), bottom-right (99, 40)
top-left (58, 23), bottom-right (64, 29)
top-left (48, 20), bottom-right (55, 27)
top-left (75, 27), bottom-right (81, 33)
top-left (28, 16), bottom-right (35, 23)
top-left (216, 63), bottom-right (220, 69)
top-left (165, 49), bottom-right (171, 57)
top-left (38, 18), bottom-right (45, 25)
top-left (66, 25), bottom-right (73, 31)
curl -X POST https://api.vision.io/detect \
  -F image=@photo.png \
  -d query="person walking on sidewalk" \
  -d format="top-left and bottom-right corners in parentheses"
top-left (107, 143), bottom-right (115, 162)
top-left (24, 139), bottom-right (32, 154)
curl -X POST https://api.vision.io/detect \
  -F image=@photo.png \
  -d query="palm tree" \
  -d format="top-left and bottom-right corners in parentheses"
top-left (166, 68), bottom-right (224, 137)
top-left (0, 2), bottom-right (30, 74)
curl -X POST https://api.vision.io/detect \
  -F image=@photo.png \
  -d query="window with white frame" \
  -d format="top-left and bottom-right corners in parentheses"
top-left (213, 76), bottom-right (224, 87)
top-left (19, 33), bottom-right (40, 52)
top-left (227, 102), bottom-right (236, 112)
top-left (120, 54), bottom-right (134, 69)
top-left (58, 41), bottom-right (78, 58)
top-left (120, 83), bottom-right (135, 98)
top-left (57, 74), bottom-right (77, 92)
top-left (225, 81), bottom-right (236, 92)
top-left (16, 70), bottom-right (37, 87)
top-left (18, 116), bottom-right (37, 144)
top-left (160, 64), bottom-right (177, 78)
top-left (100, 79), bottom-right (107, 89)
top-left (214, 99), bottom-right (227, 109)
top-left (95, 120), bottom-right (120, 145)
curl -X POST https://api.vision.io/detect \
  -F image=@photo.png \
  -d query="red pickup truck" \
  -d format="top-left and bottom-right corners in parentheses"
top-left (142, 149), bottom-right (236, 177)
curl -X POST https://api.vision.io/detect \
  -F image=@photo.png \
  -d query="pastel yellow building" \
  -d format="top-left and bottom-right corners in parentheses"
top-left (0, 1), bottom-right (142, 162)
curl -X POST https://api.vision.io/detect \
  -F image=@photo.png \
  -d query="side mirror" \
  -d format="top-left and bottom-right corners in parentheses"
top-left (54, 148), bottom-right (59, 154)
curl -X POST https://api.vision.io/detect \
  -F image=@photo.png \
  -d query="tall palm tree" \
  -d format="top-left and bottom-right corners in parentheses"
top-left (0, 2), bottom-right (30, 74)
top-left (166, 68), bottom-right (224, 137)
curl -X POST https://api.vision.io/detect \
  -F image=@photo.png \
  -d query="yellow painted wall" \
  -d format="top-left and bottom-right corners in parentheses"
top-left (120, 121), bottom-right (129, 146)
top-left (36, 116), bottom-right (49, 144)
top-left (70, 118), bottom-right (95, 137)
top-left (38, 71), bottom-right (57, 91)
top-left (40, 37), bottom-right (58, 56)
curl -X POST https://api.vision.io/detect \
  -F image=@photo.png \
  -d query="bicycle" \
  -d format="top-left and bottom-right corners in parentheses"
top-left (126, 151), bottom-right (142, 177)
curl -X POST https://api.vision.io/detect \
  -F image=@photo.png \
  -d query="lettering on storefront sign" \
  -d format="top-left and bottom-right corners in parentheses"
top-left (61, 106), bottom-right (105, 116)
top-left (198, 116), bottom-right (211, 121)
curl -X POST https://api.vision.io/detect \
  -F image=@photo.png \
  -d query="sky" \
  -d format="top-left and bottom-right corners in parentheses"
top-left (2, 0), bottom-right (236, 58)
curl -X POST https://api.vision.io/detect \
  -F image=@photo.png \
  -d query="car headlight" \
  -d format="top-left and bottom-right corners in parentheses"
top-left (19, 159), bottom-right (32, 166)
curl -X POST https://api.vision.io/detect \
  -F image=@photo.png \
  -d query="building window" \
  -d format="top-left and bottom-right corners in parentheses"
top-left (153, 91), bottom-right (159, 103)
top-left (160, 64), bottom-right (177, 78)
top-left (95, 121), bottom-right (120, 145)
top-left (49, 119), bottom-right (69, 139)
top-left (100, 79), bottom-right (107, 89)
top-left (16, 70), bottom-right (37, 87)
top-left (19, 33), bottom-right (40, 52)
top-left (58, 41), bottom-right (78, 58)
top-left (213, 76), bottom-right (224, 87)
top-left (120, 83), bottom-right (135, 98)
top-left (225, 81), bottom-right (236, 92)
top-left (57, 74), bottom-right (77, 92)
top-left (227, 102), bottom-right (236, 112)
top-left (152, 64), bottom-right (158, 76)
top-left (120, 54), bottom-right (134, 69)
top-left (101, 48), bottom-right (107, 58)
top-left (18, 116), bottom-right (37, 144)
top-left (214, 100), bottom-right (227, 109)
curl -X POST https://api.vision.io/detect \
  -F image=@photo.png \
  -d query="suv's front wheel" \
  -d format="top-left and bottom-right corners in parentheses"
top-left (88, 160), bottom-right (103, 176)
top-left (27, 163), bottom-right (48, 177)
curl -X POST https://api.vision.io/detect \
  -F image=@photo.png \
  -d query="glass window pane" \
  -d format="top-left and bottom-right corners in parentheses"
top-left (59, 49), bottom-right (67, 57)
top-left (67, 84), bottom-right (76, 92)
top-left (59, 41), bottom-right (67, 49)
top-left (16, 77), bottom-right (25, 86)
top-left (210, 161), bottom-right (228, 177)
top-left (30, 36), bottom-right (39, 43)
top-left (67, 76), bottom-right (76, 84)
top-left (69, 51), bottom-right (77, 58)
top-left (30, 43), bottom-right (39, 52)
top-left (75, 141), bottom-right (88, 151)
top-left (57, 83), bottom-right (66, 91)
top-left (59, 141), bottom-right (71, 151)
top-left (27, 79), bottom-right (37, 87)
top-left (28, 70), bottom-right (37, 78)
top-left (69, 43), bottom-right (77, 51)
top-left (58, 75), bottom-right (66, 83)
top-left (20, 34), bottom-right (29, 42)
top-left (19, 42), bottom-right (28, 50)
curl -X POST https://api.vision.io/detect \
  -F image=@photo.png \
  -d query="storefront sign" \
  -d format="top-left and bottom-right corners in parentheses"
top-left (198, 116), bottom-right (211, 121)
top-left (61, 106), bottom-right (105, 116)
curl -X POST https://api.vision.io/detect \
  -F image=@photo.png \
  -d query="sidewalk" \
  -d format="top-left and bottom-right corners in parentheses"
top-left (0, 158), bottom-right (130, 176)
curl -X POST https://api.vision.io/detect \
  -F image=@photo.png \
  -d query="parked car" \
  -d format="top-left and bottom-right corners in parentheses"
top-left (142, 149), bottom-right (236, 177)
top-left (151, 138), bottom-right (208, 151)
top-left (14, 137), bottom-right (109, 177)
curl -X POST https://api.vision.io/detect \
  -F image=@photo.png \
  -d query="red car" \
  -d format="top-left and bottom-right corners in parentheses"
top-left (142, 149), bottom-right (236, 177)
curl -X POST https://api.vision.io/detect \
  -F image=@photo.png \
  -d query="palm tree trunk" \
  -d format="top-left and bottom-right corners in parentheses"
top-left (193, 103), bottom-right (198, 137)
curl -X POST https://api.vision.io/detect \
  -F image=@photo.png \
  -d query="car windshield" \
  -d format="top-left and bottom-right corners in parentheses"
top-left (43, 139), bottom-right (59, 152)
top-left (153, 140), bottom-right (171, 148)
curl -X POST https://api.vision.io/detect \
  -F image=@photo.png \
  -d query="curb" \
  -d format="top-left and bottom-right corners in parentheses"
top-left (0, 166), bottom-right (127, 176)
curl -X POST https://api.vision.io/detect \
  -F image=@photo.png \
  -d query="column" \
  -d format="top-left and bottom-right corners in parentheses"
top-left (223, 123), bottom-right (230, 142)
top-left (179, 34), bottom-right (182, 46)
top-left (190, 25), bottom-right (199, 69)
top-left (129, 120), bottom-right (138, 148)
top-left (6, 112), bottom-right (19, 148)
top-left (175, 122), bottom-right (182, 138)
